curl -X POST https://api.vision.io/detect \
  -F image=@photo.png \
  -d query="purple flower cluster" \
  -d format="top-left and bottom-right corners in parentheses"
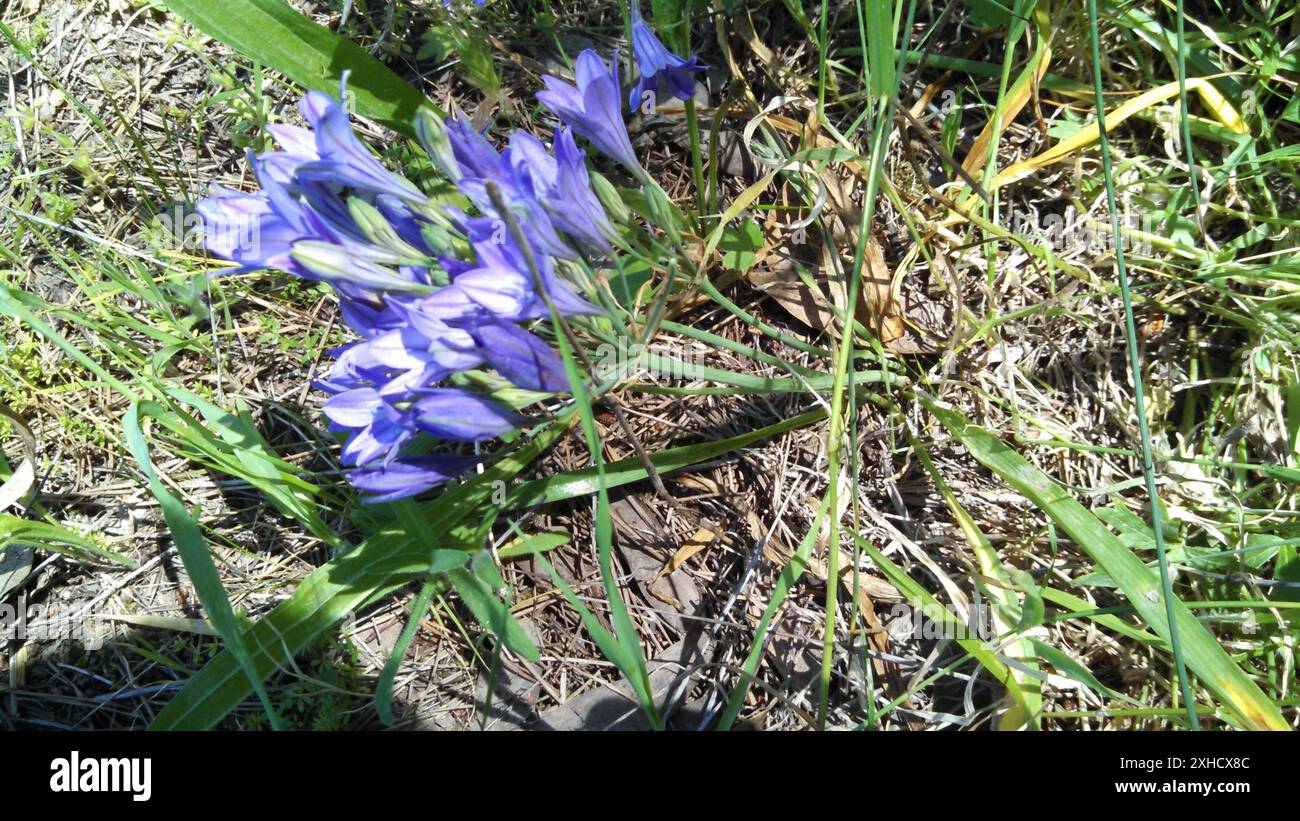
top-left (195, 10), bottom-right (705, 503)
top-left (197, 77), bottom-right (613, 502)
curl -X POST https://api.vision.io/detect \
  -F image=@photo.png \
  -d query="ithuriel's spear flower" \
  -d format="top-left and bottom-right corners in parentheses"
top-left (628, 2), bottom-right (707, 112)
top-left (295, 76), bottom-right (425, 204)
top-left (196, 75), bottom-right (620, 503)
top-left (193, 184), bottom-right (306, 275)
top-left (349, 455), bottom-right (476, 504)
top-left (507, 127), bottom-right (617, 253)
top-left (537, 49), bottom-right (642, 175)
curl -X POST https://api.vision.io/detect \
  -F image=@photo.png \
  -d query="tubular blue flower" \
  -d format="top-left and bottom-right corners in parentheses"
top-left (197, 115), bottom-right (415, 283)
top-left (265, 123), bottom-right (318, 158)
top-left (436, 119), bottom-right (580, 262)
top-left (439, 114), bottom-right (506, 183)
top-left (434, 114), bottom-right (617, 258)
top-left (294, 76), bottom-right (426, 204)
top-left (506, 128), bottom-right (616, 253)
top-left (369, 338), bottom-right (478, 401)
top-left (374, 194), bottom-right (442, 256)
top-left (467, 319), bottom-right (571, 393)
top-left (349, 455), bottom-right (476, 503)
top-left (537, 49), bottom-right (641, 174)
top-left (322, 388), bottom-right (415, 466)
top-left (412, 389), bottom-right (524, 441)
top-left (194, 185), bottom-right (303, 275)
top-left (385, 296), bottom-right (486, 374)
top-left (334, 291), bottom-right (408, 338)
top-left (319, 338), bottom-right (392, 388)
top-left (291, 241), bottom-right (433, 293)
top-left (628, 8), bottom-right (706, 112)
top-left (447, 221), bottom-right (601, 321)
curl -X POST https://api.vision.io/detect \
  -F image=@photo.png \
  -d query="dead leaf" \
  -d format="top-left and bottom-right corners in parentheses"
top-left (857, 233), bottom-right (907, 348)
top-left (656, 526), bottom-right (717, 580)
top-left (746, 257), bottom-right (837, 330)
top-left (610, 496), bottom-right (703, 625)
top-left (672, 474), bottom-right (720, 495)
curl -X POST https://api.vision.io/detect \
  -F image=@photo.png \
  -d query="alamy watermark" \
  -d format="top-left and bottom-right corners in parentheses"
top-left (590, 338), bottom-right (709, 383)
top-left (49, 752), bottom-right (152, 802)
top-left (887, 595), bottom-right (998, 642)
top-left (1, 595), bottom-right (103, 648)
top-left (1002, 197), bottom-right (1157, 257)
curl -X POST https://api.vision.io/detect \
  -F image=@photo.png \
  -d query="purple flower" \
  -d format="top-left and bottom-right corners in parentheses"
top-left (386, 292), bottom-right (486, 373)
top-left (194, 185), bottom-right (303, 275)
top-left (628, 12), bottom-right (706, 112)
top-left (438, 114), bottom-right (505, 183)
top-left (506, 128), bottom-right (616, 253)
top-left (412, 389), bottom-right (524, 440)
top-left (468, 319), bottom-right (571, 392)
top-left (291, 241), bottom-right (433, 294)
top-left (537, 49), bottom-right (641, 174)
top-left (349, 455), bottom-right (476, 503)
top-left (196, 86), bottom-right (427, 283)
top-left (294, 76), bottom-right (426, 204)
top-left (322, 387), bottom-right (415, 466)
top-left (437, 121), bottom-right (580, 262)
top-left (433, 114), bottom-right (617, 256)
top-left (198, 73), bottom-right (614, 503)
top-left (449, 220), bottom-right (601, 322)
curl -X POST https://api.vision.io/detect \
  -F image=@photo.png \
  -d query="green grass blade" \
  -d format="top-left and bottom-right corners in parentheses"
top-left (1026, 638), bottom-right (1132, 705)
top-left (0, 516), bottom-right (133, 566)
top-left (851, 529), bottom-right (1036, 723)
top-left (447, 566), bottom-right (541, 662)
top-left (1083, 0), bottom-right (1197, 728)
top-left (160, 0), bottom-right (438, 135)
top-left (551, 321), bottom-right (661, 728)
top-left (1040, 587), bottom-right (1165, 648)
top-left (149, 529), bottom-right (430, 729)
top-left (162, 388), bottom-right (339, 546)
top-left (373, 574), bottom-right (442, 726)
top-left (716, 494), bottom-right (831, 730)
top-left (919, 395), bottom-right (1289, 730)
top-left (127, 402), bottom-right (282, 730)
top-left (497, 531), bottom-right (569, 561)
top-left (525, 536), bottom-right (637, 673)
top-left (0, 282), bottom-right (139, 399)
top-left (151, 416), bottom-right (574, 729)
top-left (814, 6), bottom-right (901, 725)
top-left (371, 550), bottom-right (469, 725)
top-left (505, 409), bottom-right (827, 508)
top-left (912, 435), bottom-right (1042, 729)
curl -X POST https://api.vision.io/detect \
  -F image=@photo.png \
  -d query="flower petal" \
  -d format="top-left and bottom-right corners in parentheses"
top-left (413, 388), bottom-right (524, 441)
top-left (350, 455), bottom-right (475, 502)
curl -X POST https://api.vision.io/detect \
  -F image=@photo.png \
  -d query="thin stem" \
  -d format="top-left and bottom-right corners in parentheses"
top-left (1084, 0), bottom-right (1199, 729)
top-left (684, 97), bottom-right (707, 231)
top-left (1174, 0), bottom-right (1210, 246)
